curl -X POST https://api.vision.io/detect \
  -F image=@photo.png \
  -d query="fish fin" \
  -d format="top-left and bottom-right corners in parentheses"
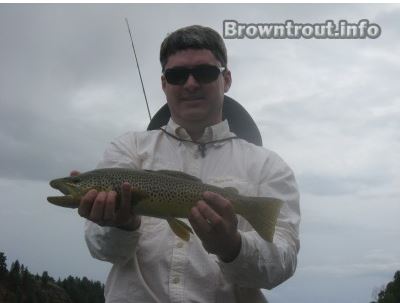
top-left (151, 170), bottom-right (202, 182)
top-left (167, 218), bottom-right (193, 241)
top-left (236, 196), bottom-right (283, 242)
top-left (223, 187), bottom-right (239, 195)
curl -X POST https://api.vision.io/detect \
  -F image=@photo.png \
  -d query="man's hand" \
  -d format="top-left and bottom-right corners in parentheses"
top-left (188, 191), bottom-right (241, 262)
top-left (70, 171), bottom-right (141, 231)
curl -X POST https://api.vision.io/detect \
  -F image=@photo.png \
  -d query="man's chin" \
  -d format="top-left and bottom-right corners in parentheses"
top-left (179, 102), bottom-right (208, 117)
top-left (179, 109), bottom-right (208, 121)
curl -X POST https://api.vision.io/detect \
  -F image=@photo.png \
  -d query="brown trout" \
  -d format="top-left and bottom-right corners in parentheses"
top-left (47, 168), bottom-right (283, 242)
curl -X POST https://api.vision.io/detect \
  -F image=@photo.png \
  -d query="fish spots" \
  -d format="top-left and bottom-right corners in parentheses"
top-left (60, 168), bottom-right (229, 217)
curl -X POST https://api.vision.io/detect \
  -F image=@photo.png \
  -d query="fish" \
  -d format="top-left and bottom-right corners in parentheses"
top-left (47, 168), bottom-right (283, 242)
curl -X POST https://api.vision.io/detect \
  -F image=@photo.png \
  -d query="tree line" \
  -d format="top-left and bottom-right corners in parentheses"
top-left (371, 271), bottom-right (400, 303)
top-left (1, 250), bottom-right (398, 302)
top-left (0, 251), bottom-right (104, 303)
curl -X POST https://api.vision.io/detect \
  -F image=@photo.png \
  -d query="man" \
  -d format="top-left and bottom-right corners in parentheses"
top-left (79, 25), bottom-right (300, 302)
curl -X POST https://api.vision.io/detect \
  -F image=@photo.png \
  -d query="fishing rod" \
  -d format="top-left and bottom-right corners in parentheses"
top-left (125, 18), bottom-right (152, 122)
top-left (124, 20), bottom-right (262, 147)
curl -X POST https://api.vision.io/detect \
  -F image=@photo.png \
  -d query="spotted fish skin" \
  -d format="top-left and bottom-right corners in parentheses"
top-left (47, 168), bottom-right (283, 242)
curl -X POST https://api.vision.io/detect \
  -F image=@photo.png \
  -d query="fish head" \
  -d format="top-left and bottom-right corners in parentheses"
top-left (50, 175), bottom-right (81, 195)
top-left (47, 171), bottom-right (113, 208)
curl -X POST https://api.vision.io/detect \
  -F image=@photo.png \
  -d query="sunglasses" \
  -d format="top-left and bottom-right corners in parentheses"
top-left (163, 64), bottom-right (226, 85)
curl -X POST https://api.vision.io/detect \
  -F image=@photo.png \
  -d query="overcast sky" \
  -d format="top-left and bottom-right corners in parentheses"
top-left (1, 4), bottom-right (399, 303)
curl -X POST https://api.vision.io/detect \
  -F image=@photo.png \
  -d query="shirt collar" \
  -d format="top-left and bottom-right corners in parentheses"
top-left (165, 118), bottom-right (235, 143)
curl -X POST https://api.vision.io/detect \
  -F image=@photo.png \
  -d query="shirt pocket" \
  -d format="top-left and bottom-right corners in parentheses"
top-left (140, 155), bottom-right (180, 171)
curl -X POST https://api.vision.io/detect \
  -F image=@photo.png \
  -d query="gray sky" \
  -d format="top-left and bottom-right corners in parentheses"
top-left (1, 4), bottom-right (399, 303)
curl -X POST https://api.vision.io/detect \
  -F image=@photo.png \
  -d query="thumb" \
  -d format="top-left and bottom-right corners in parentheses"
top-left (70, 170), bottom-right (80, 177)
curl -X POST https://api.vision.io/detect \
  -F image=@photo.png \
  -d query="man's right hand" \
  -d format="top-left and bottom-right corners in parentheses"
top-left (71, 171), bottom-right (141, 231)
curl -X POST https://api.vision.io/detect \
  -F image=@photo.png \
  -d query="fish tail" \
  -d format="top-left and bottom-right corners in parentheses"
top-left (236, 196), bottom-right (283, 242)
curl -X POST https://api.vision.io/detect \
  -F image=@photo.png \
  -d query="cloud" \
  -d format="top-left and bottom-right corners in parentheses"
top-left (0, 5), bottom-right (164, 180)
top-left (300, 258), bottom-right (400, 278)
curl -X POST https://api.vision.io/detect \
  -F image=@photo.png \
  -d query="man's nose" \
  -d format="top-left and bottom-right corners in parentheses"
top-left (183, 73), bottom-right (201, 90)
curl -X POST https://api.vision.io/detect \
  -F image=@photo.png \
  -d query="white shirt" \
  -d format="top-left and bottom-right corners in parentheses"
top-left (85, 119), bottom-right (300, 303)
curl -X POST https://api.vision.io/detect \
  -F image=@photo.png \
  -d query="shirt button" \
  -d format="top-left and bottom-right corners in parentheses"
top-left (173, 277), bottom-right (180, 284)
top-left (176, 242), bottom-right (184, 248)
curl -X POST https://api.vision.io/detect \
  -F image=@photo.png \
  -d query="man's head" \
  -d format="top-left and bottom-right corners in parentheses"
top-left (160, 25), bottom-right (228, 72)
top-left (160, 25), bottom-right (232, 135)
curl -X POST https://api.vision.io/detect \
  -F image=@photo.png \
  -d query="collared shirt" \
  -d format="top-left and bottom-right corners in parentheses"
top-left (85, 119), bottom-right (300, 303)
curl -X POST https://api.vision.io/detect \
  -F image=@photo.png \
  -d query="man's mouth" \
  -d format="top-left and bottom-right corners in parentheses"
top-left (180, 96), bottom-right (205, 102)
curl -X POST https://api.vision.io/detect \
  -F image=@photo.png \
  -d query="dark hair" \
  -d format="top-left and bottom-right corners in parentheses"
top-left (160, 25), bottom-right (227, 71)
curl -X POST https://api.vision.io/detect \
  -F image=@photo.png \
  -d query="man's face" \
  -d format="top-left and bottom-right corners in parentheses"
top-left (161, 49), bottom-right (232, 127)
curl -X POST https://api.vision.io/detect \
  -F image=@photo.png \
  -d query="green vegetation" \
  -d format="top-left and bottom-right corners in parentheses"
top-left (371, 271), bottom-right (400, 303)
top-left (2, 250), bottom-right (399, 303)
top-left (0, 251), bottom-right (104, 303)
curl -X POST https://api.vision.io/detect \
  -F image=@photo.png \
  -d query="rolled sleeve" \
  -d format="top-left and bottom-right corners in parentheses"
top-left (84, 132), bottom-right (142, 265)
top-left (217, 231), bottom-right (295, 289)
top-left (85, 221), bottom-right (142, 265)
top-left (218, 151), bottom-right (300, 290)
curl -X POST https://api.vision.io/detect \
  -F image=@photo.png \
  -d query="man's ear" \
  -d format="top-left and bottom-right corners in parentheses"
top-left (223, 69), bottom-right (232, 93)
top-left (161, 75), bottom-right (167, 92)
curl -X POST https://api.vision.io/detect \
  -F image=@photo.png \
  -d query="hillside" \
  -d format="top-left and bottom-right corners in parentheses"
top-left (0, 251), bottom-right (104, 303)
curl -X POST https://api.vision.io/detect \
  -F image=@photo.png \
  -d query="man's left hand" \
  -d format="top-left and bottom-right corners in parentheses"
top-left (188, 191), bottom-right (241, 262)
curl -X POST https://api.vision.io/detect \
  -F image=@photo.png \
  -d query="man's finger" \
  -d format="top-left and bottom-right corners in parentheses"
top-left (103, 191), bottom-right (117, 223)
top-left (202, 191), bottom-right (234, 218)
top-left (119, 182), bottom-right (132, 211)
top-left (89, 192), bottom-right (107, 223)
top-left (189, 204), bottom-right (212, 235)
top-left (196, 200), bottom-right (222, 230)
top-left (78, 189), bottom-right (97, 218)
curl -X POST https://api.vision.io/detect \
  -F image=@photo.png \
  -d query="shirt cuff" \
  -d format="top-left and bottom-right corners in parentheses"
top-left (216, 231), bottom-right (256, 282)
top-left (94, 224), bottom-right (142, 247)
top-left (85, 221), bottom-right (142, 264)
